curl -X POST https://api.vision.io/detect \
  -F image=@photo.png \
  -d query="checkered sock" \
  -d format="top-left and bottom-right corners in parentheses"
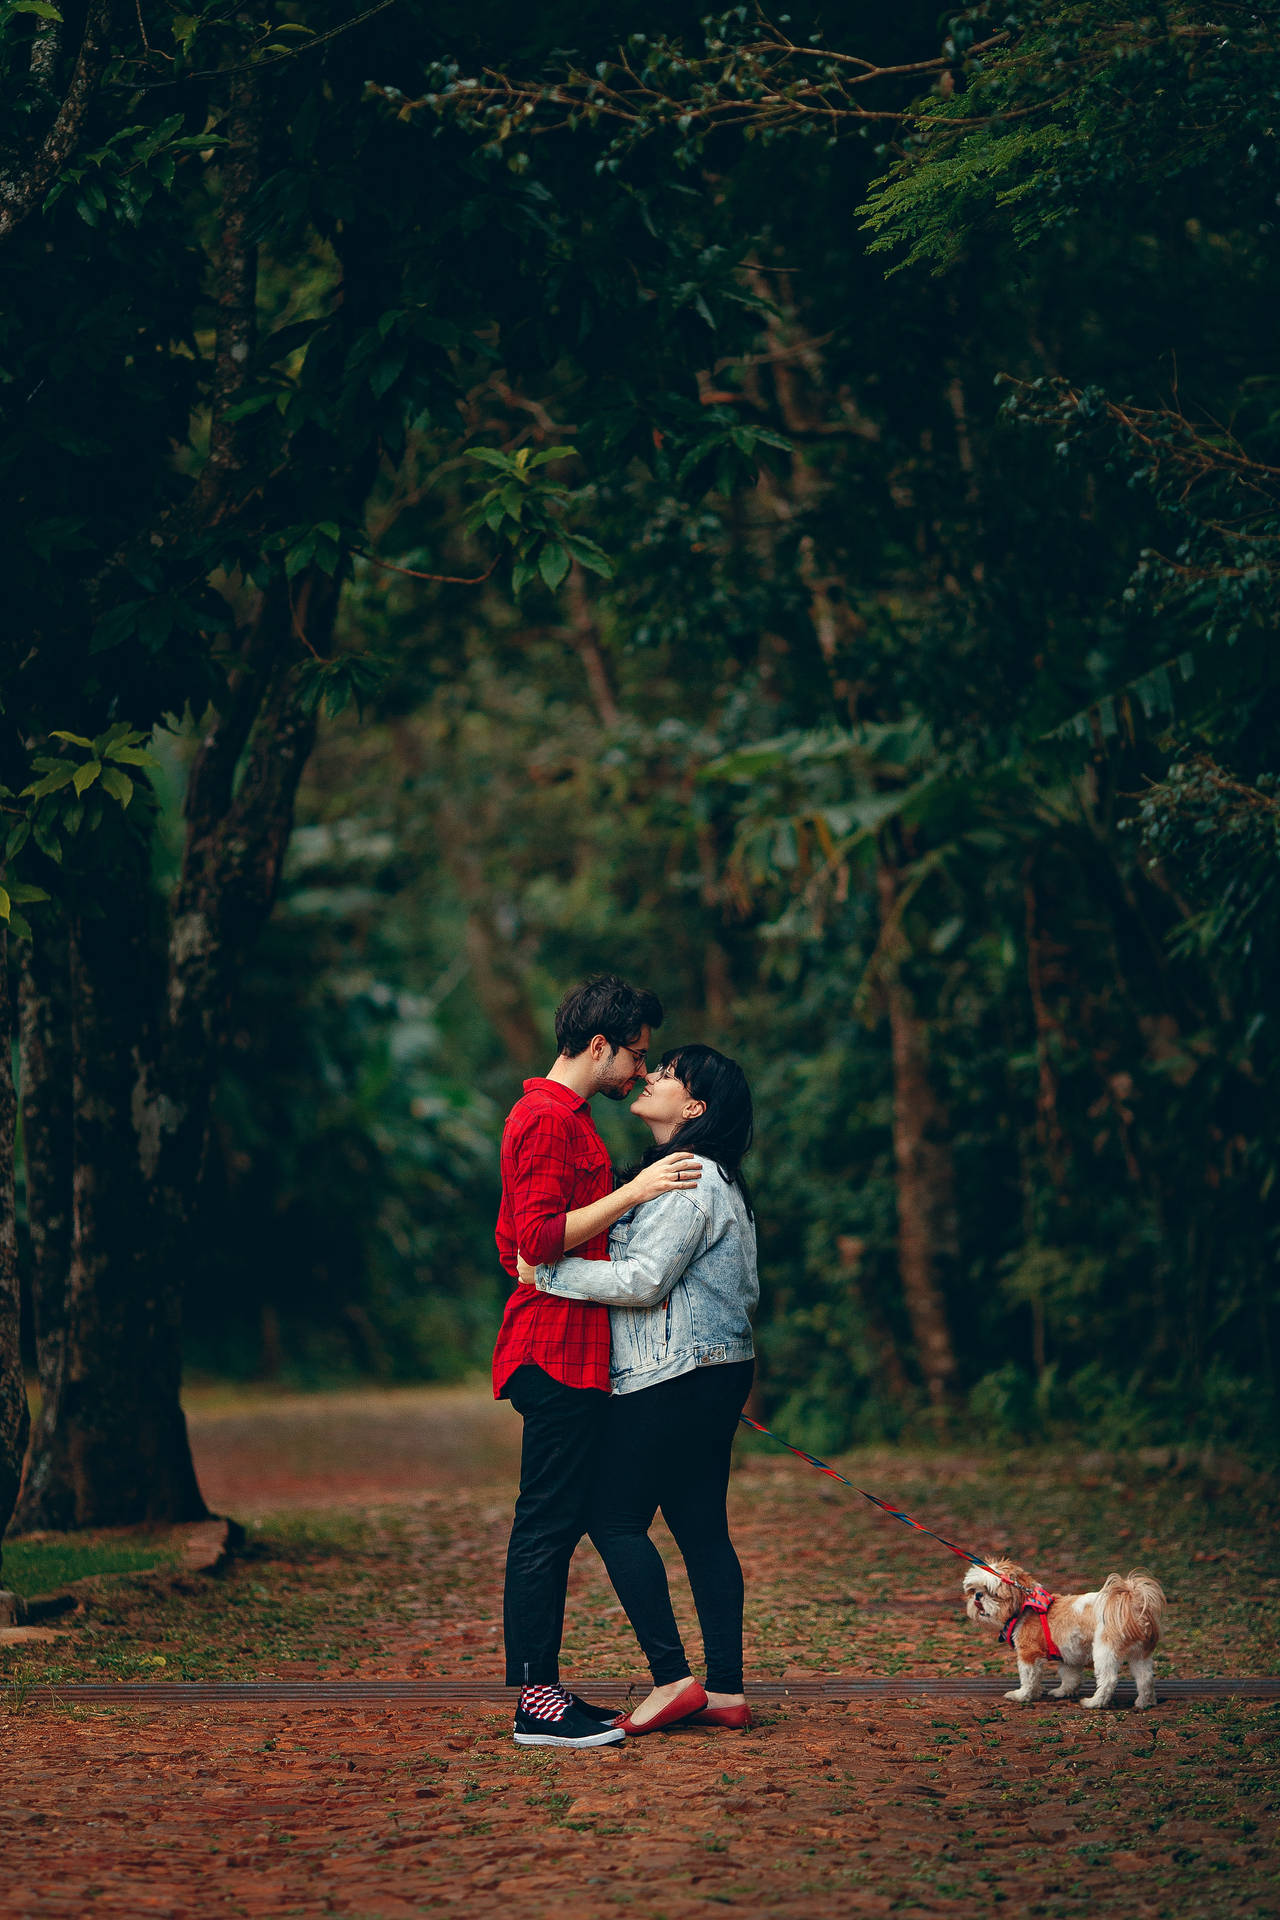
top-left (519, 1683), bottom-right (571, 1723)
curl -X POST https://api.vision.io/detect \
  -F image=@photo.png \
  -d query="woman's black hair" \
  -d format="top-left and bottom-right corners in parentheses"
top-left (639, 1043), bottom-right (754, 1215)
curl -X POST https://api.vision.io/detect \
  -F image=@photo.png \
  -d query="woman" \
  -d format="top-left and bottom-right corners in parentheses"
top-left (518, 1043), bottom-right (758, 1734)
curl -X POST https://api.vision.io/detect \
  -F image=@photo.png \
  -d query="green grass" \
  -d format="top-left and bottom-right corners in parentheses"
top-left (3, 1535), bottom-right (178, 1595)
top-left (7, 1509), bottom-right (426, 1683)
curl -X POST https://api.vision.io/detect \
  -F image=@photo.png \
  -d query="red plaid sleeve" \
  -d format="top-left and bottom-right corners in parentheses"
top-left (493, 1083), bottom-right (614, 1395)
top-left (505, 1109), bottom-right (574, 1267)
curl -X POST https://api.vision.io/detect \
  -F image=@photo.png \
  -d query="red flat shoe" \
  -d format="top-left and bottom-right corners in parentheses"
top-left (615, 1679), bottom-right (708, 1735)
top-left (688, 1703), bottom-right (752, 1730)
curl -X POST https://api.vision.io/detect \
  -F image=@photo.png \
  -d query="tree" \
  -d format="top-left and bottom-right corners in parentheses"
top-left (0, 934), bottom-right (30, 1582)
top-left (395, 0), bottom-right (1280, 1444)
top-left (2, 0), bottom-right (800, 1536)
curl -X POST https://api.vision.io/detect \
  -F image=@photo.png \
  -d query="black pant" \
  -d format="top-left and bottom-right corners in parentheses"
top-left (502, 1364), bottom-right (609, 1687)
top-left (587, 1359), bottom-right (754, 1694)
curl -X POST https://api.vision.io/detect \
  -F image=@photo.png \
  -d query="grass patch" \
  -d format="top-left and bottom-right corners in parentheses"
top-left (3, 1535), bottom-right (178, 1596)
top-left (7, 1508), bottom-right (426, 1683)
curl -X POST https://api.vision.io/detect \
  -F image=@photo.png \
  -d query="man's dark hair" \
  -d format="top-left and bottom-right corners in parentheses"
top-left (555, 975), bottom-right (663, 1058)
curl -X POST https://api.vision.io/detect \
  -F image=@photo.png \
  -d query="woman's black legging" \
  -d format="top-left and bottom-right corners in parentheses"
top-left (587, 1358), bottom-right (754, 1694)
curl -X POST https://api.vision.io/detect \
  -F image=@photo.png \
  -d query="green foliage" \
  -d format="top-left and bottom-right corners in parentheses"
top-left (1134, 758), bottom-right (1280, 994)
top-left (860, 2), bottom-right (1280, 270)
top-left (182, 808), bottom-right (505, 1385)
top-left (8, 0), bottom-right (1280, 1450)
top-left (461, 446), bottom-right (613, 595)
top-left (0, 727), bottom-right (156, 931)
top-left (296, 653), bottom-right (392, 721)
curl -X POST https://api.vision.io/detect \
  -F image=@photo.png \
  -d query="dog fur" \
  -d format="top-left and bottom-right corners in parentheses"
top-left (963, 1557), bottom-right (1165, 1709)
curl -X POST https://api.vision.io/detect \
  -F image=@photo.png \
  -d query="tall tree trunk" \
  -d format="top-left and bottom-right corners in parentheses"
top-left (15, 589), bottom-right (326, 1528)
top-left (148, 581), bottom-right (324, 1252)
top-left (877, 857), bottom-right (958, 1414)
top-left (14, 67), bottom-right (343, 1528)
top-left (19, 833), bottom-right (207, 1527)
top-left (0, 936), bottom-right (31, 1569)
top-left (565, 562), bottom-right (620, 728)
top-left (836, 1233), bottom-right (912, 1405)
top-left (11, 914), bottom-right (74, 1530)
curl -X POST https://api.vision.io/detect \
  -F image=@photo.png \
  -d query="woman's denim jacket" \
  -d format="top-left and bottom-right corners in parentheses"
top-left (535, 1154), bottom-right (758, 1394)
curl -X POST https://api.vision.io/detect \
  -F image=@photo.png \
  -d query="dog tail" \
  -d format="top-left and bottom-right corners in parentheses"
top-left (1099, 1569), bottom-right (1165, 1650)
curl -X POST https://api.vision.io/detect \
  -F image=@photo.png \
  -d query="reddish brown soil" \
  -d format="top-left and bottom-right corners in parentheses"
top-left (5, 1695), bottom-right (1276, 1918)
top-left (3, 1388), bottom-right (1277, 1917)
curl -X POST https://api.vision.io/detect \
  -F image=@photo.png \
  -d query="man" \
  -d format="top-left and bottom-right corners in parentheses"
top-left (494, 972), bottom-right (697, 1748)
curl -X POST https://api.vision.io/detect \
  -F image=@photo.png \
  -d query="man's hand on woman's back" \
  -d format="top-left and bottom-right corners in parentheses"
top-left (623, 1153), bottom-right (703, 1208)
top-left (516, 1154), bottom-right (702, 1283)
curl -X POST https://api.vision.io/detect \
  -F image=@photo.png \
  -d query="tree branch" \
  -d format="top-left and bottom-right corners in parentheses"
top-left (183, 56), bottom-right (263, 533)
top-left (0, 0), bottom-right (118, 244)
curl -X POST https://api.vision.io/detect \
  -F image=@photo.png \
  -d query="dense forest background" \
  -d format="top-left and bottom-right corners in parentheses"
top-left (4, 0), bottom-right (1279, 1549)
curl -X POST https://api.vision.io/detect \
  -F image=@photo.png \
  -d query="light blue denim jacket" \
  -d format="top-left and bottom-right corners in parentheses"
top-left (535, 1154), bottom-right (758, 1394)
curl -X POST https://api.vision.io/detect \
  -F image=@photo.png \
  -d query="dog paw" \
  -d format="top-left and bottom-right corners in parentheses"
top-left (1079, 1695), bottom-right (1103, 1709)
top-left (1002, 1689), bottom-right (1030, 1703)
top-left (1133, 1696), bottom-right (1156, 1711)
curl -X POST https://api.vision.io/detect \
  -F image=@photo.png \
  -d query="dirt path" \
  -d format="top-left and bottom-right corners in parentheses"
top-left (3, 1387), bottom-right (1278, 1917)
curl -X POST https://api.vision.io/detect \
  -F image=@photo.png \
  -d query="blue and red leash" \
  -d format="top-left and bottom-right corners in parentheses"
top-left (738, 1413), bottom-right (1031, 1598)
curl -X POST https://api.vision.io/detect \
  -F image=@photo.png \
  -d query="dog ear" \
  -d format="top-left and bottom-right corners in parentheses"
top-left (992, 1556), bottom-right (1031, 1591)
top-left (985, 1558), bottom-right (1036, 1610)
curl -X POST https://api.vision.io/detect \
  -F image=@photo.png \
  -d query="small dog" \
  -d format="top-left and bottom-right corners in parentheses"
top-left (963, 1558), bottom-right (1165, 1709)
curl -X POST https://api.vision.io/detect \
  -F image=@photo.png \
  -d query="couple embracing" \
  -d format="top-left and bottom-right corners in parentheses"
top-left (493, 974), bottom-right (759, 1749)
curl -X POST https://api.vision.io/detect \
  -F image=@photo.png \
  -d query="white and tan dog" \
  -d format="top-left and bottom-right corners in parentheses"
top-left (963, 1558), bottom-right (1165, 1709)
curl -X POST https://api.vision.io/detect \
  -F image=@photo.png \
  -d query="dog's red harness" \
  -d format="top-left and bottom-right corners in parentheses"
top-left (999, 1584), bottom-right (1062, 1661)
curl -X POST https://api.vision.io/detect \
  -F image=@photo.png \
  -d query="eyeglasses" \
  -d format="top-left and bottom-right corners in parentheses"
top-left (616, 1042), bottom-right (648, 1069)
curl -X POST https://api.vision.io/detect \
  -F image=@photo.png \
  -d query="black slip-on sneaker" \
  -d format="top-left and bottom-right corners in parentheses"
top-left (572, 1694), bottom-right (623, 1726)
top-left (513, 1699), bottom-right (626, 1748)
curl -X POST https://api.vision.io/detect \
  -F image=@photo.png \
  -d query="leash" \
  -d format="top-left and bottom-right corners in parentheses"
top-left (737, 1413), bottom-right (1034, 1598)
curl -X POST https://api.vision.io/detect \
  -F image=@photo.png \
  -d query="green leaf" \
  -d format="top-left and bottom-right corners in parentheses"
top-left (104, 745), bottom-right (157, 768)
top-left (6, 882), bottom-right (49, 905)
top-left (5, 822), bottom-right (30, 860)
top-left (7, 910), bottom-right (32, 942)
top-left (72, 760), bottom-right (102, 795)
top-left (22, 764), bottom-right (76, 799)
top-left (466, 447), bottom-right (521, 472)
top-left (261, 318), bottom-right (324, 363)
top-left (48, 730), bottom-right (94, 749)
top-left (369, 352), bottom-right (406, 398)
top-left (0, 888), bottom-right (9, 923)
top-left (560, 532), bottom-right (614, 579)
top-left (32, 817), bottom-right (62, 863)
top-left (99, 766), bottom-right (134, 808)
top-left (538, 543), bottom-right (570, 591)
top-left (93, 722), bottom-right (138, 753)
top-left (745, 427), bottom-right (792, 453)
top-left (90, 603), bottom-right (144, 654)
top-left (526, 446), bottom-right (579, 470)
top-left (224, 391), bottom-right (282, 422)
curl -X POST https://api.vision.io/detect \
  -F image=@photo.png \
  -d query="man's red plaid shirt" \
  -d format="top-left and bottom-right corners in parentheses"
top-left (492, 1078), bottom-right (612, 1397)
